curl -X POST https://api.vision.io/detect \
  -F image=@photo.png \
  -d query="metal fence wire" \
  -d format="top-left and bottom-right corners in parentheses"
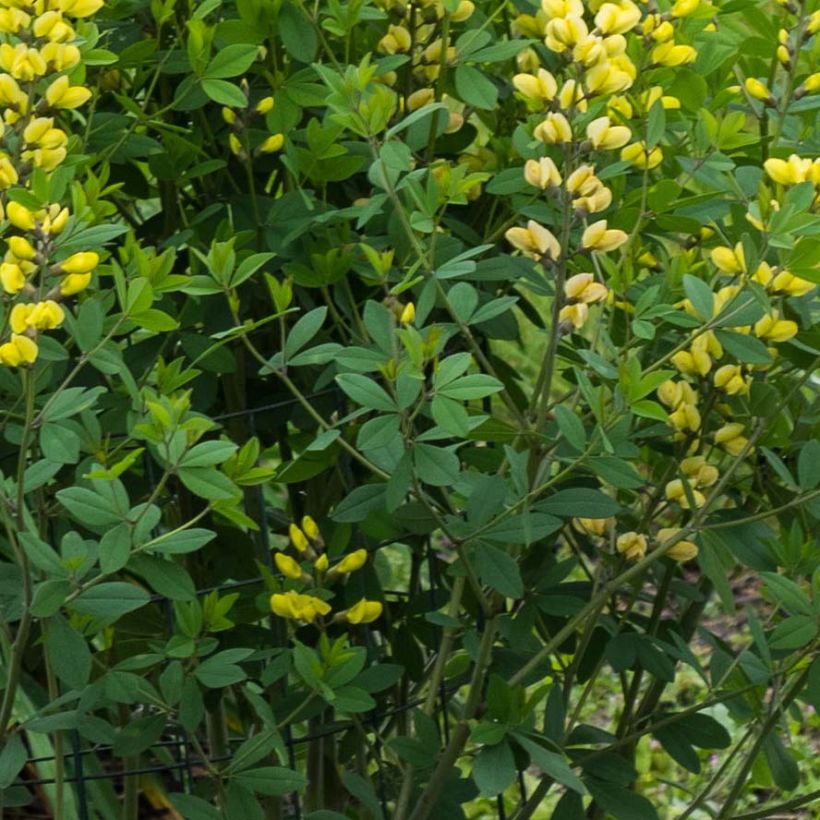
top-left (4, 390), bottom-right (515, 818)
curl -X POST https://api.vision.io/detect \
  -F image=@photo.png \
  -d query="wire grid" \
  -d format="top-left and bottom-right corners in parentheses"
top-left (7, 389), bottom-right (508, 818)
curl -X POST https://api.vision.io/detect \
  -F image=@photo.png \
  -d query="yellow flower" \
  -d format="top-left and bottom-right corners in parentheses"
top-left (524, 157), bottom-right (562, 189)
top-left (314, 553), bottom-right (328, 572)
top-left (587, 116), bottom-right (631, 150)
top-left (545, 14), bottom-right (589, 52)
top-left (533, 112), bottom-right (572, 144)
top-left (744, 77), bottom-right (771, 102)
top-left (594, 1), bottom-right (641, 35)
top-left (710, 243), bottom-right (745, 274)
top-left (770, 270), bottom-right (814, 297)
top-left (754, 311), bottom-right (798, 343)
top-left (581, 220), bottom-right (628, 252)
top-left (616, 531), bottom-right (647, 561)
top-left (57, 0), bottom-right (104, 17)
top-left (0, 261), bottom-right (25, 294)
top-left (0, 153), bottom-right (18, 188)
top-left (228, 133), bottom-right (242, 156)
top-left (559, 302), bottom-right (589, 328)
top-left (7, 202), bottom-right (36, 231)
top-left (301, 515), bottom-right (320, 540)
top-left (564, 272), bottom-right (607, 303)
top-left (221, 106), bottom-right (235, 124)
top-left (400, 302), bottom-right (415, 324)
top-left (652, 42), bottom-right (696, 67)
top-left (621, 142), bottom-right (663, 170)
top-left (713, 364), bottom-right (749, 395)
top-left (671, 0), bottom-right (699, 16)
top-left (558, 78), bottom-right (587, 110)
top-left (259, 134), bottom-right (284, 153)
top-left (255, 96), bottom-right (274, 115)
top-left (45, 75), bottom-right (91, 109)
top-left (335, 548), bottom-right (368, 574)
top-left (270, 590), bottom-right (331, 623)
top-left (573, 517), bottom-right (611, 537)
top-left (0, 334), bottom-right (38, 367)
top-left (763, 154), bottom-right (811, 186)
top-left (665, 478), bottom-right (705, 509)
top-left (0, 43), bottom-right (47, 81)
top-left (7, 236), bottom-right (35, 261)
top-left (289, 523), bottom-right (309, 553)
top-left (657, 528), bottom-right (699, 561)
top-left (0, 8), bottom-right (31, 34)
top-left (345, 598), bottom-right (383, 624)
top-left (451, 0), bottom-right (475, 22)
top-left (505, 219), bottom-right (561, 261)
top-left (41, 42), bottom-right (81, 72)
top-left (407, 88), bottom-right (435, 111)
top-left (274, 552), bottom-right (303, 580)
top-left (60, 272), bottom-right (91, 296)
top-left (59, 251), bottom-right (99, 274)
top-left (714, 423), bottom-right (750, 456)
top-left (11, 300), bottom-right (64, 333)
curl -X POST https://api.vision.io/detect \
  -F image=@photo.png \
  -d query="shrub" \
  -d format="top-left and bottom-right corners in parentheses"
top-left (0, 0), bottom-right (818, 818)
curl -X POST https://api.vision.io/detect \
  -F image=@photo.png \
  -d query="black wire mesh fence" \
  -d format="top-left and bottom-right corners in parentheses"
top-left (4, 390), bottom-right (521, 818)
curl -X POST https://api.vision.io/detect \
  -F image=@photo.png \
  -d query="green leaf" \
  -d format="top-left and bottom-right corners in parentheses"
top-left (0, 735), bottom-right (27, 789)
top-left (454, 64), bottom-right (498, 110)
top-left (585, 778), bottom-right (659, 820)
top-left (715, 330), bottom-right (772, 364)
top-left (233, 766), bottom-right (307, 795)
top-left (797, 440), bottom-right (820, 489)
top-left (179, 440), bottom-right (238, 468)
top-left (769, 615), bottom-right (817, 650)
top-left (99, 524), bottom-right (132, 574)
top-left (413, 444), bottom-right (460, 486)
top-left (332, 484), bottom-right (386, 523)
top-left (537, 489), bottom-right (620, 518)
top-left (481, 512), bottom-right (563, 544)
top-left (682, 275), bottom-right (714, 320)
top-left (762, 734), bottom-right (799, 791)
top-left (113, 714), bottom-right (167, 757)
top-left (438, 374), bottom-right (503, 400)
top-left (431, 395), bottom-right (471, 436)
top-left (553, 406), bottom-right (586, 451)
top-left (71, 583), bottom-right (150, 620)
top-left (332, 686), bottom-right (376, 713)
top-left (195, 649), bottom-right (253, 688)
top-left (474, 543), bottom-right (523, 598)
top-left (335, 374), bottom-right (396, 412)
top-left (178, 466), bottom-right (239, 500)
top-left (56, 486), bottom-right (121, 527)
top-left (203, 44), bottom-right (259, 79)
top-left (147, 527), bottom-right (216, 555)
top-left (760, 572), bottom-right (813, 616)
top-left (514, 735), bottom-right (586, 795)
top-left (47, 614), bottom-right (91, 691)
top-left (285, 306), bottom-right (327, 358)
top-left (202, 78), bottom-right (248, 107)
top-left (130, 555), bottom-right (196, 601)
top-left (169, 794), bottom-right (221, 820)
top-left (472, 740), bottom-right (517, 796)
top-left (278, 2), bottom-right (318, 62)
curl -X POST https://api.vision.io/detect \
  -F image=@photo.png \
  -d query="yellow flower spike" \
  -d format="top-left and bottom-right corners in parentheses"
top-left (0, 334), bottom-right (38, 367)
top-left (345, 598), bottom-right (383, 625)
top-left (533, 112), bottom-right (572, 144)
top-left (657, 528), bottom-right (699, 562)
top-left (46, 75), bottom-right (91, 109)
top-left (754, 311), bottom-right (797, 343)
top-left (586, 116), bottom-right (631, 150)
top-left (289, 523), bottom-right (310, 553)
top-left (7, 201), bottom-right (36, 231)
top-left (558, 302), bottom-right (589, 329)
top-left (59, 251), bottom-right (99, 275)
top-left (255, 96), bottom-right (274, 115)
top-left (581, 220), bottom-right (628, 252)
top-left (573, 517), bottom-right (611, 537)
top-left (59, 272), bottom-right (91, 296)
top-left (616, 531), bottom-right (647, 561)
top-left (314, 554), bottom-right (328, 572)
top-left (334, 549), bottom-right (368, 574)
top-left (301, 515), bottom-right (320, 541)
top-left (505, 220), bottom-right (561, 261)
top-left (259, 134), bottom-right (284, 154)
top-left (524, 157), bottom-right (562, 189)
top-left (400, 302), bottom-right (415, 325)
top-left (274, 552), bottom-right (303, 581)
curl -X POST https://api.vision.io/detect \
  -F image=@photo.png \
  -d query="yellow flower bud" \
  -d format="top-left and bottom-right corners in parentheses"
top-left (621, 142), bottom-right (662, 170)
top-left (533, 112), bottom-right (572, 143)
top-left (45, 75), bottom-right (92, 110)
top-left (314, 553), bottom-right (329, 572)
top-left (0, 334), bottom-right (38, 367)
top-left (573, 517), bottom-right (611, 537)
top-left (301, 515), bottom-right (319, 540)
top-left (400, 302), bottom-right (415, 325)
top-left (710, 244), bottom-right (745, 273)
top-left (713, 364), bottom-right (749, 395)
top-left (0, 261), bottom-right (25, 293)
top-left (407, 88), bottom-right (435, 111)
top-left (581, 220), bottom-right (628, 252)
top-left (524, 156), bottom-right (562, 189)
top-left (0, 153), bottom-right (17, 189)
top-left (259, 133), bottom-right (284, 153)
top-left (744, 77), bottom-right (771, 102)
top-left (289, 523), bottom-right (309, 553)
top-left (664, 478), bottom-right (705, 509)
top-left (505, 220), bottom-right (561, 261)
top-left (754, 311), bottom-right (798, 343)
top-left (274, 552), bottom-right (303, 580)
top-left (255, 96), bottom-right (274, 115)
top-left (335, 548), bottom-right (368, 574)
top-left (564, 272), bottom-right (607, 303)
top-left (60, 272), bottom-right (91, 296)
top-left (587, 116), bottom-right (631, 150)
top-left (652, 42), bottom-right (696, 67)
top-left (270, 590), bottom-right (331, 622)
top-left (345, 598), bottom-right (383, 624)
top-left (7, 201), bottom-right (36, 231)
top-left (559, 302), bottom-right (589, 328)
top-left (764, 155), bottom-right (810, 186)
top-left (8, 236), bottom-right (36, 260)
top-left (657, 528), bottom-right (698, 561)
top-left (451, 0), bottom-right (475, 22)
